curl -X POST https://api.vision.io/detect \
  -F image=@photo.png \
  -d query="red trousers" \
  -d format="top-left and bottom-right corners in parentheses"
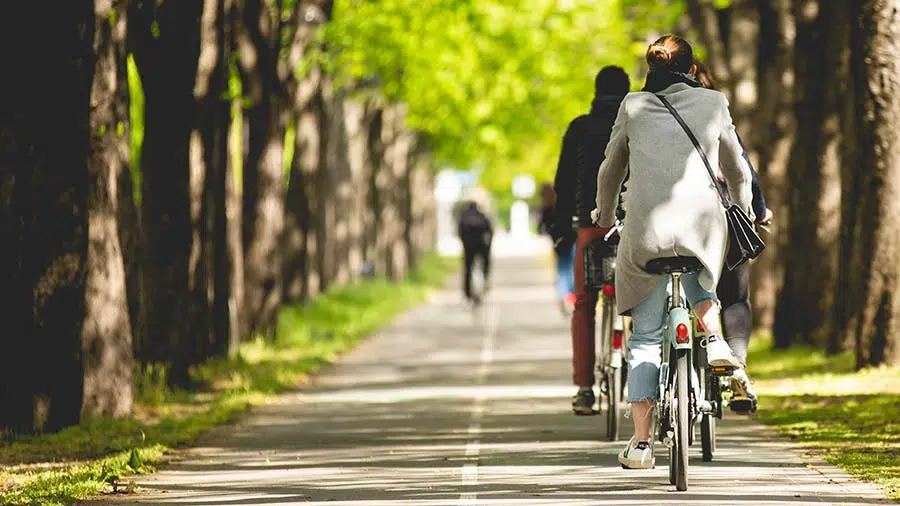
top-left (572, 227), bottom-right (605, 387)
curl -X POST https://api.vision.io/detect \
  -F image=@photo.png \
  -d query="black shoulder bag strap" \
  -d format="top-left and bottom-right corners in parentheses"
top-left (655, 93), bottom-right (765, 269)
top-left (655, 94), bottom-right (731, 209)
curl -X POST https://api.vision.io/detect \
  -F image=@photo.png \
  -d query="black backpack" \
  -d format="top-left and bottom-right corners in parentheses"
top-left (460, 208), bottom-right (490, 233)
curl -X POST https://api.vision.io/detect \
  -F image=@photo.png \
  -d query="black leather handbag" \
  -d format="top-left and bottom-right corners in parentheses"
top-left (656, 94), bottom-right (765, 271)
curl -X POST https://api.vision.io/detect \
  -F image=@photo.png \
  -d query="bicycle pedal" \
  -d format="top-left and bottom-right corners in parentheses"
top-left (729, 396), bottom-right (757, 415)
top-left (710, 365), bottom-right (735, 376)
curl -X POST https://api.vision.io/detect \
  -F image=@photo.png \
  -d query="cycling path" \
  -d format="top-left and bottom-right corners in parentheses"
top-left (83, 247), bottom-right (893, 505)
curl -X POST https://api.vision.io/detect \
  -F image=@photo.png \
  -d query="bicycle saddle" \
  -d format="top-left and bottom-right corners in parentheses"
top-left (644, 256), bottom-right (703, 274)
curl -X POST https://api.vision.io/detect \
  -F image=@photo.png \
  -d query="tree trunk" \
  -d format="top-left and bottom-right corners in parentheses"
top-left (685, 0), bottom-right (732, 90)
top-left (772, 0), bottom-right (841, 348)
top-left (323, 86), bottom-right (354, 285)
top-left (284, 0), bottom-right (333, 301)
top-left (226, 3), bottom-right (247, 348)
top-left (845, 0), bottom-right (900, 368)
top-left (407, 143), bottom-right (437, 269)
top-left (238, 0), bottom-right (286, 338)
top-left (750, 0), bottom-right (794, 331)
top-left (829, 1), bottom-right (857, 355)
top-left (0, 3), bottom-right (94, 433)
top-left (366, 104), bottom-right (387, 277)
top-left (129, 0), bottom-right (204, 387)
top-left (343, 97), bottom-right (372, 280)
top-left (83, 0), bottom-right (134, 419)
top-left (379, 105), bottom-right (410, 281)
top-left (284, 87), bottom-right (322, 300)
top-left (721, 0), bottom-right (759, 137)
top-left (191, 0), bottom-right (232, 359)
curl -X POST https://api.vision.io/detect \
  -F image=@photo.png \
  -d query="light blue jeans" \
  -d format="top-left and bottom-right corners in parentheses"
top-left (626, 271), bottom-right (718, 402)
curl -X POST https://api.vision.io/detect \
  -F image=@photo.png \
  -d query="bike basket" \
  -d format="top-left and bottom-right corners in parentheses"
top-left (584, 236), bottom-right (618, 291)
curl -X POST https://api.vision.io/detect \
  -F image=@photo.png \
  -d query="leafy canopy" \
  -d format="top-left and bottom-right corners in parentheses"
top-left (324, 0), bottom-right (684, 194)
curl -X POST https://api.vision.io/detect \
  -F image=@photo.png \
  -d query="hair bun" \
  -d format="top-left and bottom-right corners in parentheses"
top-left (647, 44), bottom-right (672, 67)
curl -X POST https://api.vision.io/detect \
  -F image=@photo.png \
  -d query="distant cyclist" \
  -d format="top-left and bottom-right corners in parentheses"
top-left (594, 35), bottom-right (751, 469)
top-left (457, 200), bottom-right (494, 304)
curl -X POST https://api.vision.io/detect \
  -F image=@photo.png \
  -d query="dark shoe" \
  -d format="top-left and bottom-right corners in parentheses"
top-left (572, 387), bottom-right (596, 415)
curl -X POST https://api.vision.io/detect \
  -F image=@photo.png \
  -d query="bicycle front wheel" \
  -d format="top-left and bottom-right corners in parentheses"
top-left (675, 348), bottom-right (690, 491)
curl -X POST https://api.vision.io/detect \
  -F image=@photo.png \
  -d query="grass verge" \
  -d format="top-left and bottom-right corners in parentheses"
top-left (0, 254), bottom-right (456, 506)
top-left (749, 335), bottom-right (900, 500)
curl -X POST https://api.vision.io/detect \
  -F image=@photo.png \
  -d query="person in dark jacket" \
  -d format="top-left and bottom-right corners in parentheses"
top-left (539, 183), bottom-right (576, 314)
top-left (551, 66), bottom-right (630, 415)
top-left (457, 200), bottom-right (494, 304)
top-left (695, 60), bottom-right (773, 413)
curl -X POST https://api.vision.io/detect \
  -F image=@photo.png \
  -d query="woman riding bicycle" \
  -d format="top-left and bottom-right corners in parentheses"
top-left (592, 35), bottom-right (752, 469)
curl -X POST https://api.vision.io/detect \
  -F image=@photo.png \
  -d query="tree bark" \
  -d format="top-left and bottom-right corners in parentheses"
top-left (721, 0), bottom-right (759, 137)
top-left (0, 2), bottom-right (94, 433)
top-left (379, 105), bottom-right (410, 281)
top-left (343, 97), bottom-right (372, 280)
top-left (844, 0), bottom-right (900, 367)
top-left (238, 0), bottom-right (286, 338)
top-left (366, 104), bottom-right (387, 277)
top-left (829, 1), bottom-right (857, 355)
top-left (284, 0), bottom-right (333, 301)
top-left (772, 0), bottom-right (842, 348)
top-left (129, 0), bottom-right (205, 387)
top-left (407, 142), bottom-right (437, 269)
top-left (83, 0), bottom-right (134, 419)
top-left (685, 0), bottom-right (732, 90)
top-left (750, 0), bottom-right (794, 330)
top-left (226, 3), bottom-right (247, 348)
top-left (191, 0), bottom-right (232, 359)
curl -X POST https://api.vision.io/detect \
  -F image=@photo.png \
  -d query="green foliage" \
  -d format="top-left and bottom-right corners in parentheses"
top-left (228, 57), bottom-right (244, 193)
top-left (750, 334), bottom-right (900, 499)
top-left (126, 54), bottom-right (144, 207)
top-left (323, 0), bottom-right (684, 198)
top-left (0, 255), bottom-right (455, 506)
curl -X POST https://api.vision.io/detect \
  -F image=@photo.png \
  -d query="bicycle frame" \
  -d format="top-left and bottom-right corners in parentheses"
top-left (659, 273), bottom-right (693, 405)
top-left (584, 221), bottom-right (627, 440)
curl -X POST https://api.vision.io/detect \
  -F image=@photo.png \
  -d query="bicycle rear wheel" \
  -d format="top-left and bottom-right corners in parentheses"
top-left (599, 296), bottom-right (621, 441)
top-left (700, 362), bottom-right (717, 462)
top-left (675, 348), bottom-right (690, 491)
top-left (606, 367), bottom-right (621, 441)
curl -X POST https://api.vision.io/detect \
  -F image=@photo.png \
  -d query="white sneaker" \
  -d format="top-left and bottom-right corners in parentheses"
top-left (730, 368), bottom-right (758, 414)
top-left (706, 335), bottom-right (742, 368)
top-left (618, 437), bottom-right (655, 469)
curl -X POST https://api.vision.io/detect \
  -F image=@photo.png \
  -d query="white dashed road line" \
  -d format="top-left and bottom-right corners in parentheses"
top-left (458, 305), bottom-right (496, 506)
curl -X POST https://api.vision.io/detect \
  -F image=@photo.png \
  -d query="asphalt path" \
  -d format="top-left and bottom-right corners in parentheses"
top-left (82, 251), bottom-right (893, 506)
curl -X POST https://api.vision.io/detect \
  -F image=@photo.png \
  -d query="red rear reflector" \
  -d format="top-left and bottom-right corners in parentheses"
top-left (675, 323), bottom-right (689, 344)
top-left (602, 284), bottom-right (616, 297)
top-left (612, 330), bottom-right (624, 349)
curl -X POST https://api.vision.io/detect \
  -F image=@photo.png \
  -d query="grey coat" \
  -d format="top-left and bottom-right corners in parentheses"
top-left (594, 83), bottom-right (752, 314)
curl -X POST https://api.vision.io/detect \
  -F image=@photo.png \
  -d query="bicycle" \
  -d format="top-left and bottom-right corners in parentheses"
top-left (584, 221), bottom-right (627, 441)
top-left (645, 255), bottom-right (738, 491)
